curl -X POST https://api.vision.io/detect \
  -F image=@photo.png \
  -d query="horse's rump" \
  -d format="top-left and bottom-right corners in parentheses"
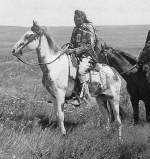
top-left (88, 64), bottom-right (120, 97)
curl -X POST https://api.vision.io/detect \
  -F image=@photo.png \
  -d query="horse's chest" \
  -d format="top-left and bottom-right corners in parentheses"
top-left (42, 73), bottom-right (55, 87)
top-left (43, 69), bottom-right (68, 89)
top-left (127, 78), bottom-right (150, 97)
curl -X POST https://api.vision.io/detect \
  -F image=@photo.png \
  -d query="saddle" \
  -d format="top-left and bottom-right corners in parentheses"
top-left (68, 54), bottom-right (78, 79)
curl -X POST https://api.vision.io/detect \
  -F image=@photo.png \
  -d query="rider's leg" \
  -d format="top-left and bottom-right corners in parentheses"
top-left (71, 56), bottom-right (91, 106)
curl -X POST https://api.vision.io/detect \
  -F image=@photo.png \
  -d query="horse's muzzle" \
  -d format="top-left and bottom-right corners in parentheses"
top-left (137, 60), bottom-right (144, 66)
top-left (12, 49), bottom-right (22, 57)
top-left (12, 49), bottom-right (16, 56)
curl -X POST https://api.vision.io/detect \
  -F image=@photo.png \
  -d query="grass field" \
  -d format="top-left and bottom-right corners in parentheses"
top-left (0, 25), bottom-right (150, 159)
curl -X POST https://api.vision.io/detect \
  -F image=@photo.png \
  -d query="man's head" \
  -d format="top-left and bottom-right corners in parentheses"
top-left (74, 10), bottom-right (87, 27)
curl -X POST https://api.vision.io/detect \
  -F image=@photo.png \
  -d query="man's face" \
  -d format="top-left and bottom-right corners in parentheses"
top-left (74, 14), bottom-right (83, 27)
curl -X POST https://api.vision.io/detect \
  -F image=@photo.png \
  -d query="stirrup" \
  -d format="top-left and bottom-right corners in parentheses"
top-left (71, 82), bottom-right (88, 107)
top-left (70, 97), bottom-right (81, 107)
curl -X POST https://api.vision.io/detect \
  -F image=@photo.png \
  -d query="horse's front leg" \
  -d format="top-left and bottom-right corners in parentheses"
top-left (56, 88), bottom-right (66, 135)
top-left (130, 97), bottom-right (139, 124)
top-left (42, 76), bottom-right (65, 133)
top-left (144, 100), bottom-right (150, 122)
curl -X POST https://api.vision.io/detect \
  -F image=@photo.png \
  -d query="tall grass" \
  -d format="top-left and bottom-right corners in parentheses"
top-left (0, 25), bottom-right (150, 158)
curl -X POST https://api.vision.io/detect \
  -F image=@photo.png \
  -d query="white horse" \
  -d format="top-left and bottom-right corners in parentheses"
top-left (12, 21), bottom-right (122, 139)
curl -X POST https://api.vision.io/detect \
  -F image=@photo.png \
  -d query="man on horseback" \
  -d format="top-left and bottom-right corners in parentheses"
top-left (66, 10), bottom-right (102, 106)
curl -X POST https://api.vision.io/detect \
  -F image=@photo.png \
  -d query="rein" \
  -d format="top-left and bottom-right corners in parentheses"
top-left (15, 33), bottom-right (70, 66)
top-left (16, 49), bottom-right (67, 66)
top-left (119, 64), bottom-right (138, 74)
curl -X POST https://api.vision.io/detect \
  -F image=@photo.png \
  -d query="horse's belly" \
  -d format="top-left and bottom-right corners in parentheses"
top-left (65, 78), bottom-right (75, 97)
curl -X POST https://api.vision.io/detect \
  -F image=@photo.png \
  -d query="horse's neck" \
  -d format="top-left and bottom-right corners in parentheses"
top-left (108, 52), bottom-right (136, 77)
top-left (119, 52), bottom-right (137, 65)
top-left (37, 36), bottom-right (58, 63)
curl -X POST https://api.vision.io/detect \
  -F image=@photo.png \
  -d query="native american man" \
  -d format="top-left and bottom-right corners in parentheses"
top-left (66, 10), bottom-right (103, 105)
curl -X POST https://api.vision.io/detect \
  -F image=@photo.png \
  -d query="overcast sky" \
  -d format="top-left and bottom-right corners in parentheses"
top-left (1, 0), bottom-right (150, 27)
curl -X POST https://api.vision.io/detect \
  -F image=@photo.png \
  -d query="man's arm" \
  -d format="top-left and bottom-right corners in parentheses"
top-left (82, 23), bottom-right (95, 46)
top-left (70, 27), bottom-right (77, 47)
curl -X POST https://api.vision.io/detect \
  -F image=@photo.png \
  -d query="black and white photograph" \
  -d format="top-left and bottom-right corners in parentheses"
top-left (0, 0), bottom-right (150, 158)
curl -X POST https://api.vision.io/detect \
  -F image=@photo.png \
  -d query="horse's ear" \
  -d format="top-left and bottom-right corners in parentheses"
top-left (33, 20), bottom-right (37, 27)
top-left (104, 42), bottom-right (107, 48)
top-left (44, 26), bottom-right (47, 31)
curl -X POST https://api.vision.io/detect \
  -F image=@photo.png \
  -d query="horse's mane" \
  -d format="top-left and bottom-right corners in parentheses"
top-left (41, 27), bottom-right (60, 53)
top-left (104, 45), bottom-right (137, 65)
top-left (31, 24), bottom-right (60, 53)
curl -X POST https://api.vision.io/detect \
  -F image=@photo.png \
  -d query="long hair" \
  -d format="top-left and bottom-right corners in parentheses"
top-left (75, 10), bottom-right (91, 24)
top-left (42, 28), bottom-right (60, 53)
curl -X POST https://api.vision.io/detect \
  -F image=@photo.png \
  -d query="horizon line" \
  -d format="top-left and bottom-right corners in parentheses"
top-left (0, 24), bottom-right (150, 28)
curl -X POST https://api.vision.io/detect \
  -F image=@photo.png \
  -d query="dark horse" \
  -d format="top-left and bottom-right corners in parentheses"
top-left (137, 41), bottom-right (150, 90)
top-left (137, 41), bottom-right (150, 66)
top-left (98, 44), bottom-right (150, 124)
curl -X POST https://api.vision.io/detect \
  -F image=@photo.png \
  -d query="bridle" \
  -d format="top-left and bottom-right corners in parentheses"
top-left (100, 51), bottom-right (110, 66)
top-left (15, 30), bottom-right (69, 66)
top-left (100, 49), bottom-right (138, 75)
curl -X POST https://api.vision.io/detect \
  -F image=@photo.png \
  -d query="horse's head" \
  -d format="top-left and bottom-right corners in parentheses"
top-left (12, 21), bottom-right (43, 57)
top-left (137, 42), bottom-right (150, 66)
top-left (97, 43), bottom-right (114, 65)
top-left (98, 44), bottom-right (138, 75)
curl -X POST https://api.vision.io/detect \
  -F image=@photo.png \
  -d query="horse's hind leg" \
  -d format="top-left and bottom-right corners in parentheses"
top-left (109, 98), bottom-right (122, 140)
top-left (96, 95), bottom-right (110, 131)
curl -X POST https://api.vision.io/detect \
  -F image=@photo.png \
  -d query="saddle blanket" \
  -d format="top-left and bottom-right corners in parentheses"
top-left (68, 55), bottom-right (108, 97)
top-left (89, 64), bottom-right (107, 96)
top-left (68, 55), bottom-right (77, 79)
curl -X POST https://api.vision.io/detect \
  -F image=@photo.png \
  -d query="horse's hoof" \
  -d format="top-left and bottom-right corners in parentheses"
top-left (119, 137), bottom-right (123, 143)
top-left (134, 121), bottom-right (139, 125)
top-left (70, 100), bottom-right (80, 107)
top-left (60, 133), bottom-right (67, 139)
top-left (47, 100), bottom-right (52, 103)
top-left (61, 131), bottom-right (66, 137)
top-left (146, 118), bottom-right (150, 123)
